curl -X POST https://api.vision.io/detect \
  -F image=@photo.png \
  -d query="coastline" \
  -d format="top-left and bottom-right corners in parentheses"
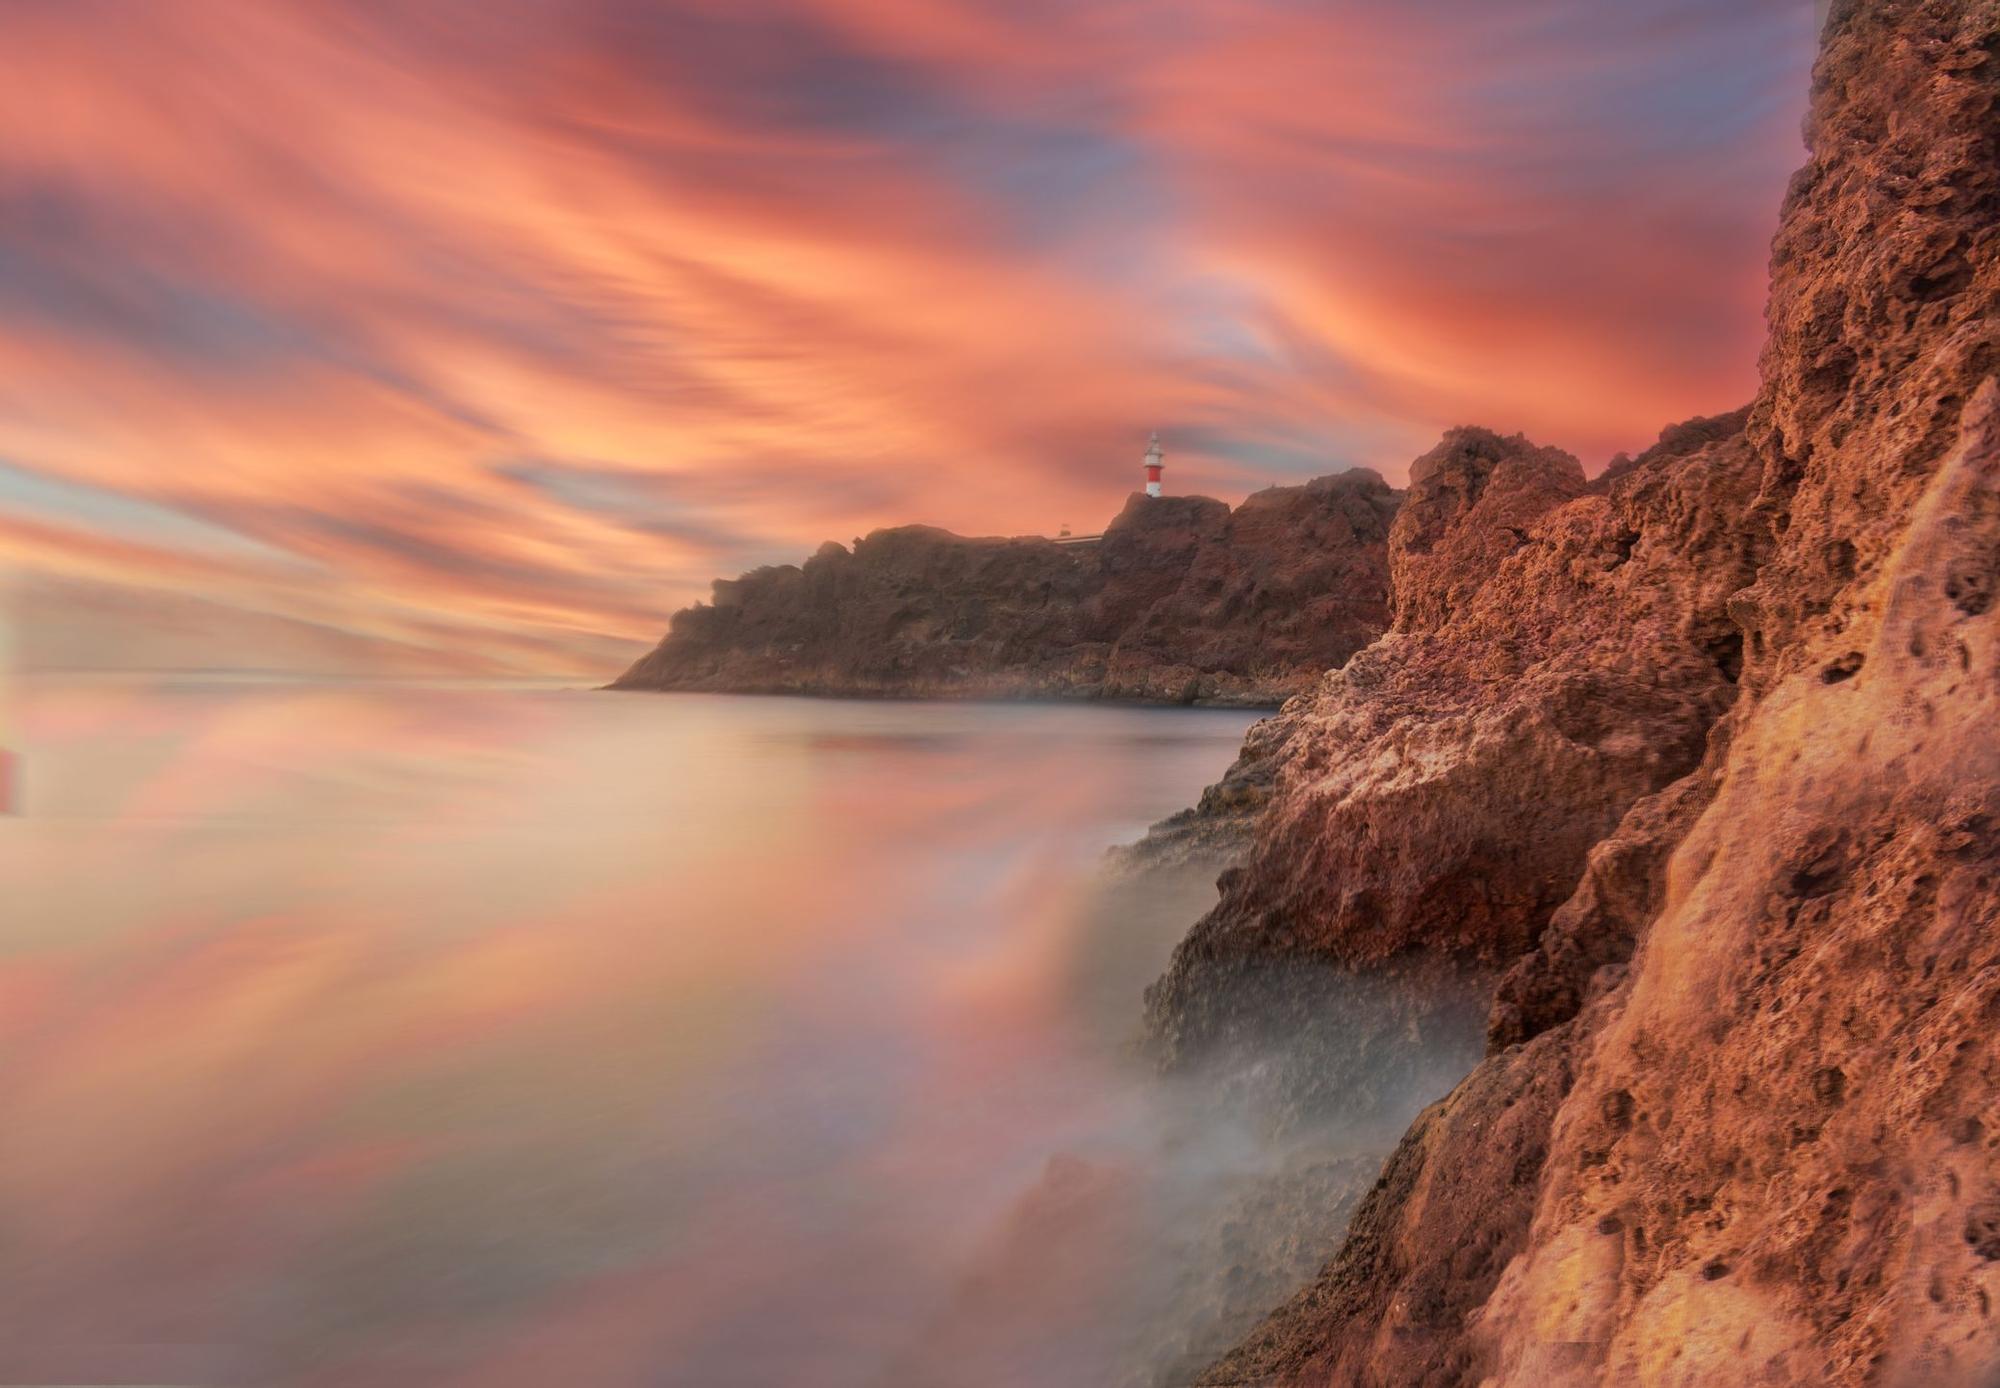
top-left (597, 678), bottom-right (1294, 710)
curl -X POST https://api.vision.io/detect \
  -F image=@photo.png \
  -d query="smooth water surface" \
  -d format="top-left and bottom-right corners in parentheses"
top-left (2, 679), bottom-right (1268, 1387)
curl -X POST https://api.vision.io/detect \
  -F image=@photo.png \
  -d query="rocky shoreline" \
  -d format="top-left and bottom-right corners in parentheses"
top-left (617, 2), bottom-right (2000, 1380)
top-left (1134, 3), bottom-right (2000, 1383)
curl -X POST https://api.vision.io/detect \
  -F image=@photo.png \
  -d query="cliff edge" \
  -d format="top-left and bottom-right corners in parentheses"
top-left (610, 471), bottom-right (1399, 706)
top-left (1152, 2), bottom-right (2000, 1383)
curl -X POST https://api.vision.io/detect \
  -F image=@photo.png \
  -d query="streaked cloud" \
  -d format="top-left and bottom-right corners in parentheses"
top-left (0, 0), bottom-right (1814, 675)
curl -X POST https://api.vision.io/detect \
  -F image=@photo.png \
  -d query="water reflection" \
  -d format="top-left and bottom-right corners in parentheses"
top-left (2, 680), bottom-right (1301, 1386)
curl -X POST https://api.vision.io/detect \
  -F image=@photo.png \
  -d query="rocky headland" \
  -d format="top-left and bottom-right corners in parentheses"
top-left (611, 471), bottom-right (1400, 706)
top-left (1133, 2), bottom-right (2000, 1384)
top-left (613, 2), bottom-right (2000, 1380)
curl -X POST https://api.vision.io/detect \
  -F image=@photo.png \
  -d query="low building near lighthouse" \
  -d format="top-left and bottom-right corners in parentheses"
top-left (1052, 431), bottom-right (1166, 543)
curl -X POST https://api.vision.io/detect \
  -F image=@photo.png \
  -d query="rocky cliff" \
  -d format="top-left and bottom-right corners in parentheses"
top-left (1150, 3), bottom-right (2000, 1383)
top-left (1143, 416), bottom-right (1762, 1132)
top-left (610, 472), bottom-right (1398, 706)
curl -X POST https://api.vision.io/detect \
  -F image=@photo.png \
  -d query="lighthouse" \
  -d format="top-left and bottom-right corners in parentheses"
top-left (1142, 432), bottom-right (1165, 498)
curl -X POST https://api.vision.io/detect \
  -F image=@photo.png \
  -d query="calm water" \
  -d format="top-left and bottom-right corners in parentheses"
top-left (1, 679), bottom-right (1284, 1387)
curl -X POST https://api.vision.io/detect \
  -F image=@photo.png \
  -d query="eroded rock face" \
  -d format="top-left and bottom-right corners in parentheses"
top-left (1170, 4), bottom-right (2000, 1384)
top-left (1196, 1026), bottom-right (1579, 1388)
top-left (1478, 381), bottom-right (2000, 1388)
top-left (1143, 418), bottom-right (1762, 1130)
top-left (1190, 750), bottom-right (1733, 1388)
top-left (1390, 428), bottom-right (1591, 635)
top-left (1739, 0), bottom-right (2000, 695)
top-left (609, 471), bottom-right (1399, 706)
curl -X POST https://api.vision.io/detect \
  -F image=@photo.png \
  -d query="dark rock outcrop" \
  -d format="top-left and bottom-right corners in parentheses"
top-left (1143, 417), bottom-right (1763, 1130)
top-left (1159, 3), bottom-right (2000, 1384)
top-left (610, 471), bottom-right (1399, 706)
top-left (1199, 1026), bottom-right (1579, 1388)
top-left (1111, 708), bottom-right (1307, 874)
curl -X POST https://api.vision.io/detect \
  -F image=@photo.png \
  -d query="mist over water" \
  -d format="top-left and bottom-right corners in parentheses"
top-left (0, 680), bottom-right (1464, 1386)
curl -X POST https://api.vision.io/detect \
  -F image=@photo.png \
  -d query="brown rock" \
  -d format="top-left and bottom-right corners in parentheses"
top-left (1476, 379), bottom-right (2000, 1388)
top-left (1390, 427), bottom-right (1588, 634)
top-left (1143, 417), bottom-right (1761, 1128)
top-left (1167, 4), bottom-right (2000, 1384)
top-left (1194, 1027), bottom-right (1579, 1388)
top-left (609, 471), bottom-right (1399, 706)
top-left (1737, 0), bottom-right (2000, 694)
top-left (1112, 705), bottom-right (1310, 874)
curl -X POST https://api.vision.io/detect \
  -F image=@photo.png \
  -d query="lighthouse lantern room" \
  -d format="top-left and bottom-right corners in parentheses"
top-left (1143, 432), bottom-right (1165, 498)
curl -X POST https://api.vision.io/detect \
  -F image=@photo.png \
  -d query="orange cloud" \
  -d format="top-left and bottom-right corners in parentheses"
top-left (0, 0), bottom-right (1814, 675)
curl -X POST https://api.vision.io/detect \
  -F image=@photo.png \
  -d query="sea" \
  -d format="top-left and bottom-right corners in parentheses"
top-left (0, 676), bottom-right (1370, 1387)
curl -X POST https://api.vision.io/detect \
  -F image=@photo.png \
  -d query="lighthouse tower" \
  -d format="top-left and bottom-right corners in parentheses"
top-left (1142, 432), bottom-right (1165, 498)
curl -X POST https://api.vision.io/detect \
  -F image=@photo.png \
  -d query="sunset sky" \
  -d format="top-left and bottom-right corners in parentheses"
top-left (1, 0), bottom-right (1817, 677)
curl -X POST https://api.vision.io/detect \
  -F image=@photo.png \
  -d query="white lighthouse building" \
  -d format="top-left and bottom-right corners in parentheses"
top-left (1142, 432), bottom-right (1165, 497)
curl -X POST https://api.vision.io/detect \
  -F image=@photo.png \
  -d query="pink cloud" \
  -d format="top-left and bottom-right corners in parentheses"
top-left (0, 0), bottom-right (1814, 674)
